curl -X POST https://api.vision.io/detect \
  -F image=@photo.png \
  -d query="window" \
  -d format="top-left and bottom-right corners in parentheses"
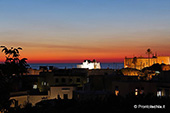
top-left (41, 81), bottom-right (47, 86)
top-left (115, 90), bottom-right (119, 96)
top-left (76, 78), bottom-right (80, 82)
top-left (140, 62), bottom-right (142, 65)
top-left (162, 60), bottom-right (164, 63)
top-left (62, 88), bottom-right (70, 90)
top-left (157, 90), bottom-right (162, 97)
top-left (44, 82), bottom-right (47, 85)
top-left (62, 78), bottom-right (66, 83)
top-left (135, 88), bottom-right (139, 96)
top-left (115, 86), bottom-right (119, 96)
top-left (57, 94), bottom-right (61, 99)
top-left (33, 84), bottom-right (37, 89)
top-left (63, 94), bottom-right (68, 99)
top-left (155, 71), bottom-right (160, 74)
top-left (55, 78), bottom-right (59, 83)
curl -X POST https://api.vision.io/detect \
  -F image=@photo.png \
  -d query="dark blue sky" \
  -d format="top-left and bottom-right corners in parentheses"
top-left (0, 0), bottom-right (170, 63)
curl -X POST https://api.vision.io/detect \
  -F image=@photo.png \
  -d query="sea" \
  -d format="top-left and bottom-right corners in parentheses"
top-left (29, 63), bottom-right (124, 70)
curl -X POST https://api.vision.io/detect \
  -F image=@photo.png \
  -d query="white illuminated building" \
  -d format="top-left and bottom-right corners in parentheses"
top-left (77, 60), bottom-right (101, 69)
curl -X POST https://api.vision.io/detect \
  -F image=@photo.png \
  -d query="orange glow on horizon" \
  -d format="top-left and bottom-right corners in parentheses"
top-left (0, 43), bottom-right (169, 64)
top-left (26, 58), bottom-right (124, 63)
top-left (0, 50), bottom-right (124, 63)
top-left (0, 58), bottom-right (124, 63)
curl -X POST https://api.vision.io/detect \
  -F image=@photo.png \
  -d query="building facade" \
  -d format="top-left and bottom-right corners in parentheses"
top-left (38, 69), bottom-right (88, 92)
top-left (124, 56), bottom-right (170, 70)
top-left (48, 86), bottom-right (76, 99)
top-left (77, 60), bottom-right (101, 69)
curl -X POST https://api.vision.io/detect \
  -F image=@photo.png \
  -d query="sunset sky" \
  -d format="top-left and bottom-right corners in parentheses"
top-left (0, 0), bottom-right (170, 63)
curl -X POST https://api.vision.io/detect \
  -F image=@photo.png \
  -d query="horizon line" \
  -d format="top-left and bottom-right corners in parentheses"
top-left (0, 59), bottom-right (124, 64)
top-left (27, 61), bottom-right (124, 64)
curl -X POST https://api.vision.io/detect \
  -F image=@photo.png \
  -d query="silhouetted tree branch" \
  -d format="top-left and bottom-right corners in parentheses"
top-left (0, 46), bottom-right (29, 112)
top-left (0, 46), bottom-right (29, 76)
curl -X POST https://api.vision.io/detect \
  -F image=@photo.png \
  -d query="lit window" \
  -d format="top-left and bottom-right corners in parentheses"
top-left (41, 81), bottom-right (47, 86)
top-left (33, 84), bottom-right (37, 89)
top-left (157, 90), bottom-right (162, 97)
top-left (155, 71), bottom-right (160, 74)
top-left (115, 90), bottom-right (119, 96)
top-left (44, 82), bottom-right (47, 85)
top-left (115, 86), bottom-right (119, 96)
top-left (135, 88), bottom-right (138, 96)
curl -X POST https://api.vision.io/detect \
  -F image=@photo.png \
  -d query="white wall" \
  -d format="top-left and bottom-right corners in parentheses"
top-left (10, 95), bottom-right (48, 108)
top-left (49, 86), bottom-right (75, 99)
top-left (77, 60), bottom-right (101, 69)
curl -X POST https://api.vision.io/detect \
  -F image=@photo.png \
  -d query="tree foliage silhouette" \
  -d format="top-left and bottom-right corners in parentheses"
top-left (0, 46), bottom-right (29, 112)
top-left (0, 46), bottom-right (29, 76)
top-left (146, 48), bottom-right (152, 67)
